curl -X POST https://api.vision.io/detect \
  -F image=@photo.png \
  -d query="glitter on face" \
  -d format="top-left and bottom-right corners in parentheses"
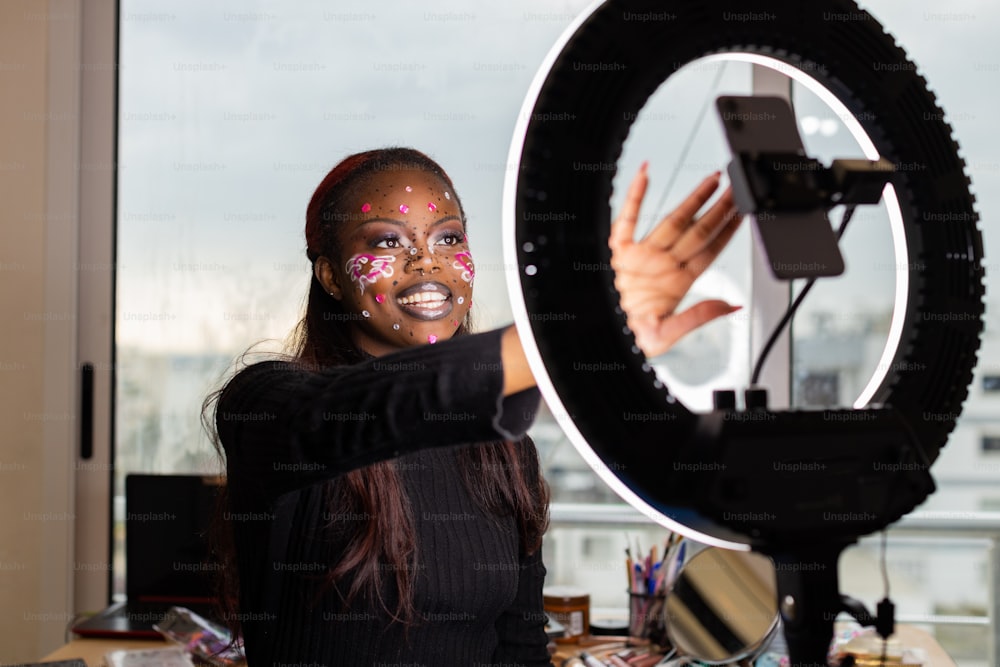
top-left (428, 335), bottom-right (438, 344)
top-left (375, 294), bottom-right (385, 303)
top-left (399, 204), bottom-right (409, 214)
top-left (392, 323), bottom-right (400, 330)
top-left (444, 191), bottom-right (451, 200)
top-left (427, 202), bottom-right (437, 212)
top-left (457, 296), bottom-right (464, 304)
top-left (409, 248), bottom-right (418, 255)
top-left (361, 202), bottom-right (371, 213)
top-left (362, 310), bottom-right (370, 318)
top-left (405, 185), bottom-right (413, 192)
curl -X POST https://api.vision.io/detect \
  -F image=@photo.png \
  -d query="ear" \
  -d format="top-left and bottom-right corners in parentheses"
top-left (314, 256), bottom-right (343, 300)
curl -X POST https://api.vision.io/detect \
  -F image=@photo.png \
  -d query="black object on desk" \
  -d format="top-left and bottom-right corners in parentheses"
top-left (72, 474), bottom-right (221, 638)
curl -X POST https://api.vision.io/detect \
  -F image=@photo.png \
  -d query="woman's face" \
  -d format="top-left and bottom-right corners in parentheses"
top-left (318, 168), bottom-right (475, 356)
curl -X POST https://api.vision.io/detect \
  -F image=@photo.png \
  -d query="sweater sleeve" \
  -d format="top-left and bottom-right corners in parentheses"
top-left (216, 328), bottom-right (540, 500)
top-left (493, 546), bottom-right (554, 666)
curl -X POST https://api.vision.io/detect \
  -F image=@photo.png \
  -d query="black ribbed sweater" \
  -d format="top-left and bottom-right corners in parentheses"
top-left (216, 329), bottom-right (553, 666)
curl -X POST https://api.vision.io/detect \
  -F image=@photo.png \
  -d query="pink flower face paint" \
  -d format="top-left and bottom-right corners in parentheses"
top-left (405, 185), bottom-right (413, 192)
top-left (344, 253), bottom-right (396, 294)
top-left (427, 334), bottom-right (437, 344)
top-left (452, 251), bottom-right (475, 283)
top-left (427, 202), bottom-right (437, 212)
top-left (361, 202), bottom-right (372, 213)
top-left (399, 204), bottom-right (409, 214)
top-left (375, 293), bottom-right (386, 303)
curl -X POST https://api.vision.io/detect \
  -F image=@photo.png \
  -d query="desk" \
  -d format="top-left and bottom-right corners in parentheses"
top-left (551, 625), bottom-right (957, 666)
top-left (44, 626), bottom-right (956, 667)
top-left (41, 638), bottom-right (165, 667)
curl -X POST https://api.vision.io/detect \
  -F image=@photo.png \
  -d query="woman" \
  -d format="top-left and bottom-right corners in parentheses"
top-left (209, 147), bottom-right (740, 665)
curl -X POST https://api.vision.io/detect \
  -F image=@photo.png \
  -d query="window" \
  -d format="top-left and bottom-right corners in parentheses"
top-left (108, 1), bottom-right (1000, 638)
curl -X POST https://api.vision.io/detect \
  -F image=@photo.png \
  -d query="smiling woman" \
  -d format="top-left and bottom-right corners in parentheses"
top-left (205, 145), bottom-right (739, 665)
top-left (210, 149), bottom-right (554, 666)
top-left (310, 160), bottom-right (475, 352)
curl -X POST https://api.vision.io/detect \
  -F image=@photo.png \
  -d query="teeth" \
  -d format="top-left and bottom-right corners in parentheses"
top-left (397, 291), bottom-right (448, 306)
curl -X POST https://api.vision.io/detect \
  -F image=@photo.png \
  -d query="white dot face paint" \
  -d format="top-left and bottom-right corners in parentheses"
top-left (344, 253), bottom-right (396, 294)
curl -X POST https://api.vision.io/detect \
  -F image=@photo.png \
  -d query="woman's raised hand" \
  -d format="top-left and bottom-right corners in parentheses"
top-left (609, 162), bottom-right (743, 358)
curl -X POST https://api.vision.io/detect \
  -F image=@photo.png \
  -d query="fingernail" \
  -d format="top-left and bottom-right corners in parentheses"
top-left (640, 160), bottom-right (649, 173)
top-left (727, 305), bottom-right (743, 313)
top-left (713, 170), bottom-right (722, 178)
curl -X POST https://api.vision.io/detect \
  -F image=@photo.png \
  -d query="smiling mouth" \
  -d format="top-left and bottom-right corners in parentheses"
top-left (395, 282), bottom-right (453, 321)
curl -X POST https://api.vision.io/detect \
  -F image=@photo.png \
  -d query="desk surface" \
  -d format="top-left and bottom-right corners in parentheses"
top-left (44, 625), bottom-right (956, 667)
top-left (552, 626), bottom-right (957, 666)
top-left (42, 638), bottom-right (165, 666)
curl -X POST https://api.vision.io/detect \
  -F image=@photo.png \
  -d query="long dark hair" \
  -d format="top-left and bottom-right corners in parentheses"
top-left (207, 147), bottom-right (548, 634)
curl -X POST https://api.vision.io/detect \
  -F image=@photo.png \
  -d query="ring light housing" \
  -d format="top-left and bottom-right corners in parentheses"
top-left (503, 0), bottom-right (984, 662)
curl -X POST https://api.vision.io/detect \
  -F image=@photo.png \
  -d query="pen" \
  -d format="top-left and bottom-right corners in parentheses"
top-left (664, 540), bottom-right (684, 587)
top-left (579, 651), bottom-right (605, 667)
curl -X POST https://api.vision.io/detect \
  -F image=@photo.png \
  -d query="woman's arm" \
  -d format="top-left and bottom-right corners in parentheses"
top-left (217, 328), bottom-right (539, 499)
top-left (501, 325), bottom-right (535, 396)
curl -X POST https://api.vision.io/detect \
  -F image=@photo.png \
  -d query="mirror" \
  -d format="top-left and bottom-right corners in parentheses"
top-left (664, 546), bottom-right (780, 664)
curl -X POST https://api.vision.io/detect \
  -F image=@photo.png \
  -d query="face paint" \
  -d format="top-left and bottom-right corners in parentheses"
top-left (334, 168), bottom-right (472, 356)
top-left (452, 251), bottom-right (475, 283)
top-left (345, 253), bottom-right (396, 294)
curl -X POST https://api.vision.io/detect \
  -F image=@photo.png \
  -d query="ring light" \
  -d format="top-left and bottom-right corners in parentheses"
top-left (502, 0), bottom-right (984, 662)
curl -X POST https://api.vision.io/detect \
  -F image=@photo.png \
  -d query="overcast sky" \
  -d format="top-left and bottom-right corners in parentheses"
top-left (116, 0), bottom-right (1000, 357)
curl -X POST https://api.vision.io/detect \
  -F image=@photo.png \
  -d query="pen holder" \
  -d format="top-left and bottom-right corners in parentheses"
top-left (627, 591), bottom-right (666, 645)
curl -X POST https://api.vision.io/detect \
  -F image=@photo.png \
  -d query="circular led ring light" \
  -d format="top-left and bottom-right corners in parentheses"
top-left (503, 0), bottom-right (983, 546)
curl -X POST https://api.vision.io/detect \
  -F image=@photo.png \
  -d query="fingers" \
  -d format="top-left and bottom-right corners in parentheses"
top-left (637, 300), bottom-right (742, 357)
top-left (609, 162), bottom-right (648, 250)
top-left (668, 188), bottom-right (740, 265)
top-left (643, 172), bottom-right (722, 249)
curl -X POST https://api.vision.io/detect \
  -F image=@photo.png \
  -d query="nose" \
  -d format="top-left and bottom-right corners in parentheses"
top-left (403, 247), bottom-right (440, 275)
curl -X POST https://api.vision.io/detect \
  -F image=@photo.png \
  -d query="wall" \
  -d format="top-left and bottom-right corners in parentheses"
top-left (0, 0), bottom-right (78, 660)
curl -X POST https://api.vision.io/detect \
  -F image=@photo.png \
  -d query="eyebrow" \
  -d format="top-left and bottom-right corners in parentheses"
top-left (359, 215), bottom-right (462, 229)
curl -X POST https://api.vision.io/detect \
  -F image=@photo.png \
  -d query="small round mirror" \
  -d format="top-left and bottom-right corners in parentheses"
top-left (665, 547), bottom-right (780, 664)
